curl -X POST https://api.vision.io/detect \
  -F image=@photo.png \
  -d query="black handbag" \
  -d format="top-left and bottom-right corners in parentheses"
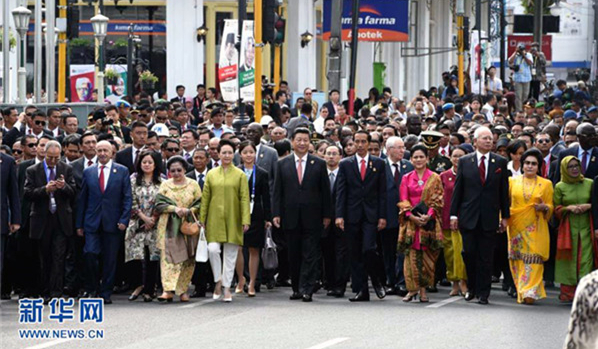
top-left (411, 202), bottom-right (436, 231)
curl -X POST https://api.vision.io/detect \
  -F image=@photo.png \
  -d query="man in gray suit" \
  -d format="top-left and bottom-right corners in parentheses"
top-left (245, 123), bottom-right (278, 194)
top-left (286, 103), bottom-right (313, 137)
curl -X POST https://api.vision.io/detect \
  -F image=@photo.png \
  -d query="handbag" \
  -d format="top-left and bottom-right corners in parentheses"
top-left (261, 227), bottom-right (278, 270)
top-left (180, 211), bottom-right (200, 236)
top-left (411, 202), bottom-right (436, 231)
top-left (195, 227), bottom-right (209, 262)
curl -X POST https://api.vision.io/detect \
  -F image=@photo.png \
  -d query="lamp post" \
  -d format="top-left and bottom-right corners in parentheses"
top-left (12, 6), bottom-right (32, 104)
top-left (91, 11), bottom-right (109, 103)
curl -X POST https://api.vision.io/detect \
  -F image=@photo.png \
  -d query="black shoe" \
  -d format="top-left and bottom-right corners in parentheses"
top-left (491, 276), bottom-right (500, 283)
top-left (312, 281), bottom-right (322, 294)
top-left (0, 293), bottom-right (11, 300)
top-left (327, 289), bottom-right (344, 298)
top-left (544, 281), bottom-right (555, 288)
top-left (142, 294), bottom-right (153, 302)
top-left (502, 283), bottom-right (509, 291)
top-left (266, 280), bottom-right (276, 290)
top-left (464, 292), bottom-right (476, 301)
top-left (349, 291), bottom-right (370, 302)
top-left (289, 292), bottom-right (302, 300)
top-left (426, 285), bottom-right (438, 293)
top-left (397, 287), bottom-right (409, 297)
top-left (302, 294), bottom-right (313, 302)
top-left (385, 287), bottom-right (398, 296)
top-left (276, 280), bottom-right (292, 287)
top-left (128, 293), bottom-right (139, 301)
top-left (373, 284), bottom-right (386, 299)
top-left (191, 290), bottom-right (206, 298)
top-left (79, 292), bottom-right (95, 299)
top-left (507, 286), bottom-right (517, 298)
top-left (439, 278), bottom-right (451, 287)
top-left (104, 298), bottom-right (113, 305)
top-left (478, 297), bottom-right (489, 305)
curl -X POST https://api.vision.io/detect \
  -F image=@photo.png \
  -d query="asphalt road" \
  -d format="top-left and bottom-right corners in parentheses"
top-left (0, 283), bottom-right (572, 349)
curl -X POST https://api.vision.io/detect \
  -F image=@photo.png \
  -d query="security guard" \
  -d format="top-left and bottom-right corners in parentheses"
top-left (421, 130), bottom-right (452, 173)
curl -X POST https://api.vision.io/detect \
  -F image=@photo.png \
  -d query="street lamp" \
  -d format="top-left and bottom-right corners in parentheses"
top-left (549, 0), bottom-right (563, 16)
top-left (91, 11), bottom-right (109, 103)
top-left (12, 6), bottom-right (31, 104)
top-left (300, 31), bottom-right (313, 48)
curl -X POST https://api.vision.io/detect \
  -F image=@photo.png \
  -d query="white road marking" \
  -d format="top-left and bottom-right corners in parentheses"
top-left (24, 339), bottom-right (73, 349)
top-left (178, 298), bottom-right (213, 309)
top-left (425, 296), bottom-right (463, 308)
top-left (306, 337), bottom-right (350, 349)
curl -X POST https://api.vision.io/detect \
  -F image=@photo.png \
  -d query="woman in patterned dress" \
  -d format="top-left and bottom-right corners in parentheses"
top-left (155, 156), bottom-right (202, 302)
top-left (125, 150), bottom-right (162, 302)
top-left (507, 149), bottom-right (553, 305)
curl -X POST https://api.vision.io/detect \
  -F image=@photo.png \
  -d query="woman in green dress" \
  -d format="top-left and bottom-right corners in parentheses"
top-left (155, 156), bottom-right (202, 303)
top-left (553, 156), bottom-right (597, 302)
top-left (199, 139), bottom-right (251, 302)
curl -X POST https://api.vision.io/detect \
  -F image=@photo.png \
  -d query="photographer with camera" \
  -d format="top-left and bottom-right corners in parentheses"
top-left (529, 42), bottom-right (547, 101)
top-left (508, 43), bottom-right (533, 112)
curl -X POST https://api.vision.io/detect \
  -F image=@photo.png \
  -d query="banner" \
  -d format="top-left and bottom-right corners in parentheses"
top-left (70, 65), bottom-right (95, 103)
top-left (69, 64), bottom-right (127, 103)
top-left (239, 20), bottom-right (255, 102)
top-left (322, 0), bottom-right (409, 42)
top-left (218, 20), bottom-right (239, 102)
top-left (470, 31), bottom-right (489, 95)
top-left (507, 35), bottom-right (553, 61)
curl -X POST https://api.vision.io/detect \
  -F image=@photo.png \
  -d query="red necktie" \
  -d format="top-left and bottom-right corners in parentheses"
top-left (479, 156), bottom-right (486, 185)
top-left (214, 161), bottom-right (219, 167)
top-left (99, 165), bottom-right (106, 194)
top-left (360, 159), bottom-right (366, 181)
top-left (87, 160), bottom-right (93, 167)
top-left (441, 149), bottom-right (447, 156)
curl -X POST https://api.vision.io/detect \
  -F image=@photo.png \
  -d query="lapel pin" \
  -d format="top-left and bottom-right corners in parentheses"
top-left (260, 154), bottom-right (264, 158)
top-left (449, 177), bottom-right (453, 181)
top-left (310, 160), bottom-right (314, 164)
top-left (113, 169), bottom-right (117, 173)
top-left (373, 168), bottom-right (377, 172)
top-left (592, 156), bottom-right (596, 162)
top-left (491, 158), bottom-right (495, 163)
top-left (402, 164), bottom-right (406, 169)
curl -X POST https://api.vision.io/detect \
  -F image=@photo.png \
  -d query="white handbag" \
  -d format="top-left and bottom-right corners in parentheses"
top-left (195, 227), bottom-right (209, 262)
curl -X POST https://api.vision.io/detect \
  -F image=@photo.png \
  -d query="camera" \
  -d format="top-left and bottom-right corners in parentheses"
top-left (512, 65), bottom-right (520, 72)
top-left (102, 118), bottom-right (114, 126)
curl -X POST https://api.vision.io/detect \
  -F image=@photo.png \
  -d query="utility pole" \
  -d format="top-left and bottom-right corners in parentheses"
top-left (347, 0), bottom-right (360, 117)
top-left (254, 0), bottom-right (262, 123)
top-left (34, 0), bottom-right (43, 103)
top-left (127, 24), bottom-right (134, 100)
top-left (457, 0), bottom-right (465, 96)
top-left (500, 0), bottom-right (506, 84)
top-left (272, 5), bottom-right (281, 95)
top-left (46, 0), bottom-right (56, 103)
top-left (57, 0), bottom-right (67, 102)
top-left (327, 0), bottom-right (342, 93)
top-left (475, 0), bottom-right (482, 95)
top-left (2, 0), bottom-right (10, 103)
top-left (533, 0), bottom-right (543, 50)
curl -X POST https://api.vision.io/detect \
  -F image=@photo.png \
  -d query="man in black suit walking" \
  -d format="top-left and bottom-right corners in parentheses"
top-left (115, 121), bottom-right (149, 174)
top-left (554, 122), bottom-right (598, 182)
top-left (3, 110), bottom-right (53, 148)
top-left (450, 126), bottom-right (510, 305)
top-left (273, 128), bottom-right (332, 302)
top-left (336, 130), bottom-right (388, 302)
top-left (24, 140), bottom-right (76, 302)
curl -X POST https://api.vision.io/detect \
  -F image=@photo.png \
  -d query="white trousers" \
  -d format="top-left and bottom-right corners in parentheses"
top-left (208, 242), bottom-right (239, 288)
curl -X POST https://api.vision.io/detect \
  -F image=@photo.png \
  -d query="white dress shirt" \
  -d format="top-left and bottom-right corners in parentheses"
top-left (97, 160), bottom-right (112, 191)
top-left (84, 156), bottom-right (98, 169)
top-left (131, 145), bottom-right (143, 165)
top-left (355, 153), bottom-right (369, 172)
top-left (578, 147), bottom-right (592, 171)
top-left (25, 125), bottom-right (43, 139)
top-left (388, 159), bottom-right (401, 177)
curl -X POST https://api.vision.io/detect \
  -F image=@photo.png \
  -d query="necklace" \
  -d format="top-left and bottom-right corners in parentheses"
top-left (522, 176), bottom-right (537, 202)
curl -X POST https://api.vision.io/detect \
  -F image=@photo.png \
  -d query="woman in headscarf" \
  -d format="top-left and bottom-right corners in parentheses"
top-left (553, 156), bottom-right (597, 302)
top-left (507, 149), bottom-right (554, 304)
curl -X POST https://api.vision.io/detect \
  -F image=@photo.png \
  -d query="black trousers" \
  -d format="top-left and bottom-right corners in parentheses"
top-left (16, 226), bottom-right (39, 296)
top-left (1, 233), bottom-right (18, 295)
top-left (333, 226), bottom-right (350, 292)
top-left (126, 246), bottom-right (159, 295)
top-left (493, 232), bottom-right (514, 288)
top-left (380, 227), bottom-right (399, 287)
top-left (345, 219), bottom-right (383, 293)
top-left (529, 80), bottom-right (541, 101)
top-left (286, 222), bottom-right (321, 295)
top-left (64, 234), bottom-right (85, 293)
top-left (272, 226), bottom-right (289, 283)
top-left (35, 214), bottom-right (68, 298)
top-left (83, 227), bottom-right (121, 300)
top-left (318, 226), bottom-right (337, 289)
top-left (461, 222), bottom-right (496, 299)
top-left (191, 260), bottom-right (214, 293)
top-left (543, 223), bottom-right (558, 283)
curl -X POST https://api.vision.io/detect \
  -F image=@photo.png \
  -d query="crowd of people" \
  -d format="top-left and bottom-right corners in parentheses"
top-left (0, 69), bottom-right (597, 323)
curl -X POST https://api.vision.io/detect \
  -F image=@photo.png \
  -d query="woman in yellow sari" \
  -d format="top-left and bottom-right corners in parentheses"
top-left (507, 149), bottom-right (553, 304)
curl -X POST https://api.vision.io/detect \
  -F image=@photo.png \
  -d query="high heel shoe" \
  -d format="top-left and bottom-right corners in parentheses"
top-left (157, 293), bottom-right (174, 303)
top-left (402, 292), bottom-right (418, 302)
top-left (235, 277), bottom-right (246, 294)
top-left (180, 293), bottom-right (190, 302)
top-left (449, 290), bottom-right (461, 297)
top-left (419, 295), bottom-right (429, 303)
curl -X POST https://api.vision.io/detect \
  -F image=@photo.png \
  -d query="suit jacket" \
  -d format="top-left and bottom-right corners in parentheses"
top-left (186, 170), bottom-right (206, 190)
top-left (273, 153), bottom-right (332, 230)
top-left (450, 152), bottom-right (510, 231)
top-left (322, 101), bottom-right (337, 118)
top-left (238, 165), bottom-right (271, 226)
top-left (170, 96), bottom-right (186, 104)
top-left (336, 155), bottom-right (387, 224)
top-left (4, 126), bottom-right (53, 148)
top-left (286, 116), bottom-right (312, 137)
top-left (23, 162), bottom-right (75, 239)
top-left (0, 153), bottom-right (21, 235)
top-left (554, 146), bottom-right (598, 184)
top-left (256, 144), bottom-right (278, 200)
top-left (76, 162), bottom-right (132, 234)
top-left (70, 157), bottom-right (87, 190)
top-left (384, 159), bottom-right (414, 229)
top-left (16, 159), bottom-right (36, 237)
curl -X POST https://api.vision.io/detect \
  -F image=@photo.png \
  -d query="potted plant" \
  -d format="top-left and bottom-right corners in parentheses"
top-left (104, 68), bottom-right (120, 85)
top-left (0, 28), bottom-right (17, 52)
top-left (139, 70), bottom-right (159, 90)
top-left (110, 38), bottom-right (128, 58)
top-left (69, 38), bottom-right (93, 64)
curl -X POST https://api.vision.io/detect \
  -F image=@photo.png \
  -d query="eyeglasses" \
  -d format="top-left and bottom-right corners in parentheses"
top-left (156, 117), bottom-right (167, 122)
top-left (27, 143), bottom-right (37, 148)
top-left (34, 120), bottom-right (47, 127)
top-left (26, 113), bottom-right (34, 117)
top-left (166, 147), bottom-right (180, 152)
top-left (12, 149), bottom-right (23, 154)
top-left (523, 161), bottom-right (538, 166)
top-left (169, 168), bottom-right (184, 173)
top-left (536, 139), bottom-right (551, 144)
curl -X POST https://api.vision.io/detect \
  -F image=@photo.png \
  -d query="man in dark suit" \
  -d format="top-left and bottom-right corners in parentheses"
top-left (322, 89), bottom-right (341, 118)
top-left (286, 103), bottom-right (314, 137)
top-left (3, 110), bottom-right (53, 148)
top-left (450, 126), bottom-right (510, 305)
top-left (76, 141), bottom-right (132, 303)
top-left (0, 148), bottom-right (21, 300)
top-left (554, 122), bottom-right (598, 182)
top-left (381, 136), bottom-right (413, 296)
top-left (336, 130), bottom-right (388, 302)
top-left (24, 140), bottom-right (75, 301)
top-left (115, 121), bottom-right (149, 174)
top-left (70, 132), bottom-right (98, 190)
top-left (273, 128), bottom-right (332, 302)
top-left (170, 85), bottom-right (186, 104)
top-left (245, 123), bottom-right (278, 193)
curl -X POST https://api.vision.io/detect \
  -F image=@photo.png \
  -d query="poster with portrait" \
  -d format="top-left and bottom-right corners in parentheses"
top-left (239, 20), bottom-right (255, 102)
top-left (104, 64), bottom-right (128, 104)
top-left (218, 19), bottom-right (239, 102)
top-left (69, 65), bottom-right (95, 102)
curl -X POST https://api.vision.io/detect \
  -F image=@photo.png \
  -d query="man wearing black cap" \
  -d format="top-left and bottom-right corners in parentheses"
top-left (422, 131), bottom-right (452, 174)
